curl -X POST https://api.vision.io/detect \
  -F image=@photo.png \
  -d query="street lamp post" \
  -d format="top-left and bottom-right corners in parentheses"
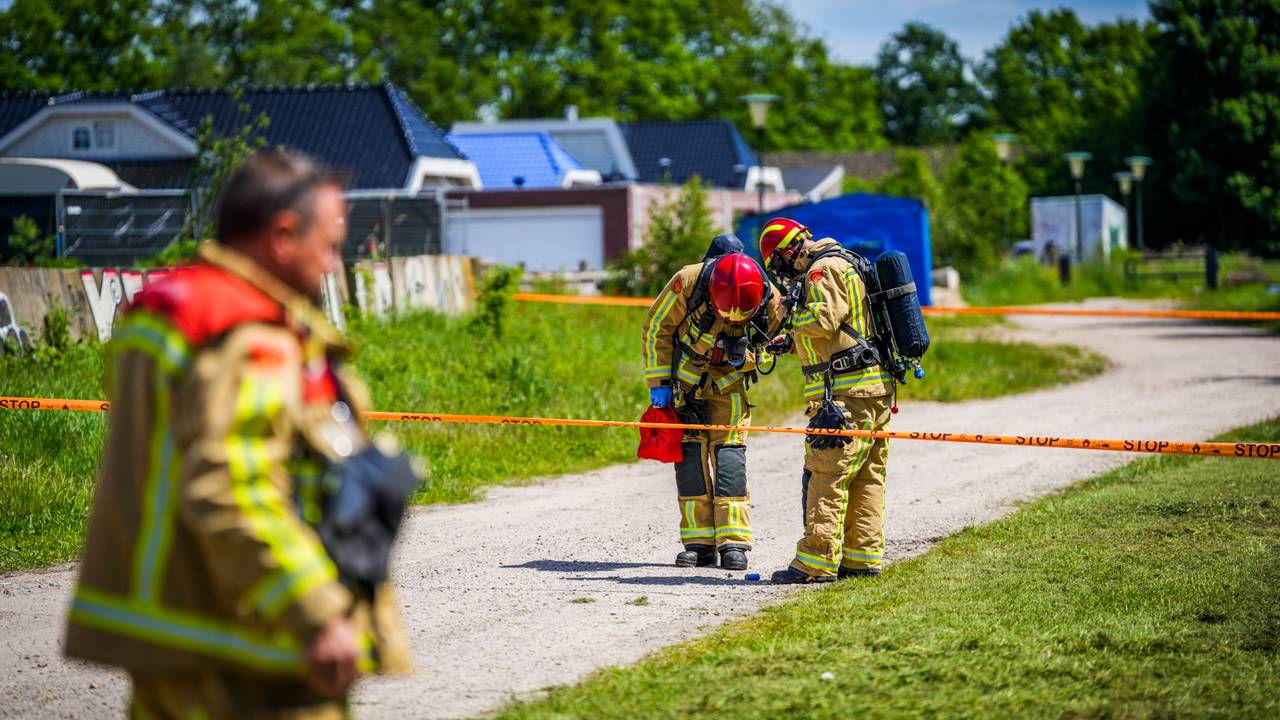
top-left (1063, 151), bottom-right (1093, 263)
top-left (1113, 171), bottom-right (1134, 252)
top-left (1124, 155), bottom-right (1152, 251)
top-left (992, 133), bottom-right (1019, 250)
top-left (740, 93), bottom-right (779, 243)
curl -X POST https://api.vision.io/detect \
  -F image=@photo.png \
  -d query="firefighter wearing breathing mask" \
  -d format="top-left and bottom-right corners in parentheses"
top-left (759, 218), bottom-right (896, 584)
top-left (641, 235), bottom-right (782, 570)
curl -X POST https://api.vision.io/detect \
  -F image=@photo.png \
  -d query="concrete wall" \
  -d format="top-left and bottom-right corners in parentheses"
top-left (0, 254), bottom-right (477, 349)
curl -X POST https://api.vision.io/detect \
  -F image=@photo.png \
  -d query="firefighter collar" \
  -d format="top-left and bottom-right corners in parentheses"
top-left (198, 241), bottom-right (352, 358)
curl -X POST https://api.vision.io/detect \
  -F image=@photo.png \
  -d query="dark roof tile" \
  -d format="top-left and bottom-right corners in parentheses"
top-left (622, 119), bottom-right (757, 188)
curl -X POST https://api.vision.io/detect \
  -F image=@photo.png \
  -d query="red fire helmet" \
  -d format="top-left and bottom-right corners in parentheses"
top-left (708, 253), bottom-right (766, 323)
top-left (758, 217), bottom-right (810, 269)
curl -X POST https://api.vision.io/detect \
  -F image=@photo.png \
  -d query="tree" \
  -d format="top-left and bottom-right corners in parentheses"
top-left (981, 10), bottom-right (1154, 196)
top-left (0, 0), bottom-right (163, 90)
top-left (874, 22), bottom-right (978, 146)
top-left (5, 216), bottom-right (53, 266)
top-left (1144, 0), bottom-right (1280, 254)
top-left (933, 135), bottom-right (1028, 278)
top-left (608, 177), bottom-right (717, 296)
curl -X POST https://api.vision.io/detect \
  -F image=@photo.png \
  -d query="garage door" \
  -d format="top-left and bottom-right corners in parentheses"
top-left (444, 205), bottom-right (603, 272)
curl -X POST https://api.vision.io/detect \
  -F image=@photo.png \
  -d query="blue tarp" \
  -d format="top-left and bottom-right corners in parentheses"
top-left (736, 193), bottom-right (933, 306)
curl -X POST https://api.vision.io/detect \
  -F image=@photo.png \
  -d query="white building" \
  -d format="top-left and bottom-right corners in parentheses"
top-left (1031, 194), bottom-right (1128, 263)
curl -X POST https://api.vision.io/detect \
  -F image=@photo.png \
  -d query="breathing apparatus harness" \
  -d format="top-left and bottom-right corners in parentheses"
top-left (669, 252), bottom-right (775, 427)
top-left (768, 244), bottom-right (932, 449)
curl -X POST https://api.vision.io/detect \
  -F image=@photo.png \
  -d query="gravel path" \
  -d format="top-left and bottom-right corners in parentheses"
top-left (2, 299), bottom-right (1278, 718)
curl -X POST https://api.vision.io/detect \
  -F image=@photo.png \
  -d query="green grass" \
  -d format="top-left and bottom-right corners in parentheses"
top-left (0, 342), bottom-right (106, 572)
top-left (963, 253), bottom-right (1280, 322)
top-left (0, 304), bottom-right (1105, 572)
top-left (498, 417), bottom-right (1280, 720)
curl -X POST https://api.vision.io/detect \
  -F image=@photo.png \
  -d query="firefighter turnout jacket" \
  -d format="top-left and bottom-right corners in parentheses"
top-left (65, 242), bottom-right (411, 681)
top-left (790, 238), bottom-right (896, 401)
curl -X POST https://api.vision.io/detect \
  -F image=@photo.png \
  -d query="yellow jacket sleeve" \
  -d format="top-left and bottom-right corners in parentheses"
top-left (641, 270), bottom-right (692, 389)
top-left (177, 324), bottom-right (350, 642)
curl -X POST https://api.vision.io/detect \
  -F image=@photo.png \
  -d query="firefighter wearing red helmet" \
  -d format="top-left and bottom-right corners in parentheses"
top-left (641, 235), bottom-right (782, 570)
top-left (759, 218), bottom-right (896, 584)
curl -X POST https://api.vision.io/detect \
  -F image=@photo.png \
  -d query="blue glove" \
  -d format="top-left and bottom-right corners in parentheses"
top-left (650, 386), bottom-right (673, 408)
top-left (727, 354), bottom-right (746, 368)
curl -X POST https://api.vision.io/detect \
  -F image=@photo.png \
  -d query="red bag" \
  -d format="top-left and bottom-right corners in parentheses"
top-left (636, 405), bottom-right (683, 463)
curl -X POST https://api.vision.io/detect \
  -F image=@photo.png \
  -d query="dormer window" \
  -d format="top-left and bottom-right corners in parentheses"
top-left (93, 121), bottom-right (115, 149)
top-left (72, 126), bottom-right (91, 151)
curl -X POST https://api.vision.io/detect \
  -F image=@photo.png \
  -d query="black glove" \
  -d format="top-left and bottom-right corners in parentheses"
top-left (676, 396), bottom-right (710, 426)
top-left (806, 397), bottom-right (853, 449)
top-left (316, 444), bottom-right (422, 595)
top-left (766, 335), bottom-right (794, 355)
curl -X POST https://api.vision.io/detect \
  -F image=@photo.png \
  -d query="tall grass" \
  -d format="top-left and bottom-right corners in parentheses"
top-left (962, 252), bottom-right (1280, 315)
top-left (0, 342), bottom-right (105, 571)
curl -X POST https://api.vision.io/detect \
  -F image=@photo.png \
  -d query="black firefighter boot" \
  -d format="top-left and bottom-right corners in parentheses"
top-left (675, 546), bottom-right (717, 567)
top-left (719, 548), bottom-right (748, 570)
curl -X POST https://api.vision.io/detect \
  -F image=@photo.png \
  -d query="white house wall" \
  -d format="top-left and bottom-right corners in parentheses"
top-left (444, 206), bottom-right (604, 272)
top-left (2, 112), bottom-right (192, 159)
top-left (1032, 195), bottom-right (1128, 263)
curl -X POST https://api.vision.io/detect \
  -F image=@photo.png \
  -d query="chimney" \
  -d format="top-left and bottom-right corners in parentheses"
top-left (565, 105), bottom-right (579, 122)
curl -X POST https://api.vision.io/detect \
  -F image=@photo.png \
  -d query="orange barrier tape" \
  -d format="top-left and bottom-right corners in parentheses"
top-left (510, 292), bottom-right (1280, 321)
top-left (4, 396), bottom-right (1277, 460)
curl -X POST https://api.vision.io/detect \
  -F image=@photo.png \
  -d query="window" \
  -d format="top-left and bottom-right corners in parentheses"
top-left (93, 121), bottom-right (115, 149)
top-left (72, 126), bottom-right (91, 151)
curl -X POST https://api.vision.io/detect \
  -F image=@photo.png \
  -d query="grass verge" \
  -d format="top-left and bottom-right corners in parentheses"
top-left (0, 304), bottom-right (1104, 572)
top-left (963, 253), bottom-right (1280, 326)
top-left (498, 417), bottom-right (1280, 720)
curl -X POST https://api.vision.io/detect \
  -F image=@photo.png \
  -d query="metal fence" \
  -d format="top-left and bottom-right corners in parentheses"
top-left (59, 190), bottom-right (192, 266)
top-left (53, 189), bottom-right (446, 266)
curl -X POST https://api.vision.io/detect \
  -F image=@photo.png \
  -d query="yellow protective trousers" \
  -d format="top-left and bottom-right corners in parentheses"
top-left (131, 672), bottom-right (345, 720)
top-left (790, 394), bottom-right (892, 578)
top-left (673, 384), bottom-right (752, 551)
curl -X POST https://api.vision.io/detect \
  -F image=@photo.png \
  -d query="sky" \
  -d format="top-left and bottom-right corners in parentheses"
top-left (777, 0), bottom-right (1151, 64)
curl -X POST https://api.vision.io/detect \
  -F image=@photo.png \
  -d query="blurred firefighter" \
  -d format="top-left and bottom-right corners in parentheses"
top-left (759, 218), bottom-right (895, 583)
top-left (641, 234), bottom-right (782, 570)
top-left (65, 151), bottom-right (414, 718)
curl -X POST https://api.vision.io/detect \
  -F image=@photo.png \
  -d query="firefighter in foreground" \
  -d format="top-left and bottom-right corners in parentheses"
top-left (65, 151), bottom-right (415, 718)
top-left (760, 218), bottom-right (896, 583)
top-left (641, 235), bottom-right (782, 570)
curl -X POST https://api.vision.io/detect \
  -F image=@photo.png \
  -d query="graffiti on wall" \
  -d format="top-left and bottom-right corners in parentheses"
top-left (0, 291), bottom-right (32, 351)
top-left (79, 268), bottom-right (171, 342)
top-left (353, 262), bottom-right (394, 319)
top-left (3, 255), bottom-right (475, 348)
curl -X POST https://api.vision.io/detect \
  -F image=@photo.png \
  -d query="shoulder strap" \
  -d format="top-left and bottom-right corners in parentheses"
top-left (798, 246), bottom-right (873, 341)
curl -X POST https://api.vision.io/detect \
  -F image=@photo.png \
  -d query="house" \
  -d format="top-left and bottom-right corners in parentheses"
top-left (776, 165), bottom-right (845, 202)
top-left (445, 114), bottom-right (799, 274)
top-left (451, 117), bottom-right (637, 182)
top-left (445, 132), bottom-right (602, 189)
top-left (0, 83), bottom-right (480, 192)
top-left (1031, 195), bottom-right (1128, 263)
top-left (0, 83), bottom-right (481, 263)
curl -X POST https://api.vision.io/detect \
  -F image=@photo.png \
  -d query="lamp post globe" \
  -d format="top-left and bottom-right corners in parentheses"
top-left (740, 93), bottom-right (779, 241)
top-left (1063, 152), bottom-right (1093, 262)
top-left (1124, 156), bottom-right (1153, 250)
